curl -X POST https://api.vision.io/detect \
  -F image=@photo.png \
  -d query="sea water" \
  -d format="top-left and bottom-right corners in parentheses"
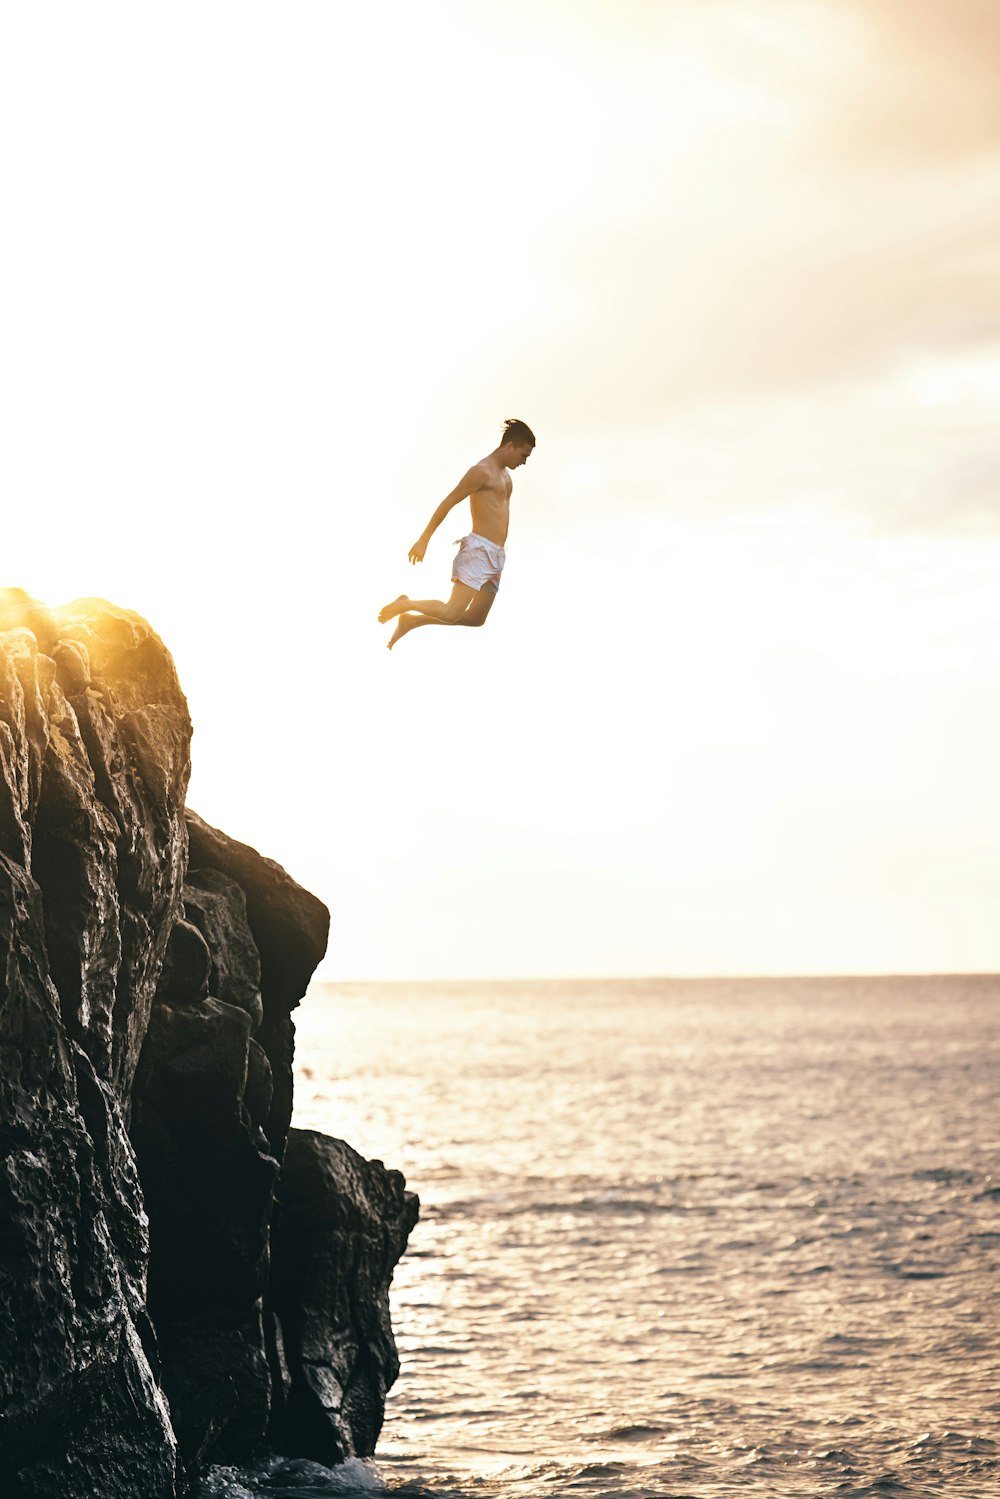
top-left (201, 976), bottom-right (999, 1498)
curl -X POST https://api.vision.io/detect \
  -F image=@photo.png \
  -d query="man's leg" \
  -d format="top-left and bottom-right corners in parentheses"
top-left (388, 582), bottom-right (496, 649)
top-left (379, 582), bottom-right (477, 625)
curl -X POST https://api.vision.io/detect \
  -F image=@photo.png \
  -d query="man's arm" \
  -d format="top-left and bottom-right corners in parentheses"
top-left (409, 465), bottom-right (486, 564)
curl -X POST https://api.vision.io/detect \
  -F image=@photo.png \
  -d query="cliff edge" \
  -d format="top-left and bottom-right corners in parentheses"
top-left (0, 591), bottom-right (417, 1498)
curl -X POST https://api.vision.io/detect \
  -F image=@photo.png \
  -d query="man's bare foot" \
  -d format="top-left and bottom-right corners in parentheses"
top-left (388, 614), bottom-right (421, 650)
top-left (379, 594), bottom-right (410, 624)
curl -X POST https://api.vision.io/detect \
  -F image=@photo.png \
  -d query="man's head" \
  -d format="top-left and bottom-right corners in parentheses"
top-left (499, 417), bottom-right (535, 468)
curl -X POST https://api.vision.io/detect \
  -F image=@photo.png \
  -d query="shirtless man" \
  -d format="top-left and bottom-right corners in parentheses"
top-left (378, 419), bottom-right (535, 649)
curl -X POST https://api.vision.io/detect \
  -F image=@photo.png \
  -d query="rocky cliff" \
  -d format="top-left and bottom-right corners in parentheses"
top-left (0, 591), bottom-right (417, 1498)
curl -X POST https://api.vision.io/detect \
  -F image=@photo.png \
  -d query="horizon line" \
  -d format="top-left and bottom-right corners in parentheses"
top-left (310, 968), bottom-right (1000, 987)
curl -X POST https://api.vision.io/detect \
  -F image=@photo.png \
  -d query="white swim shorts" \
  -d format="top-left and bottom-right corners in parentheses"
top-left (452, 532), bottom-right (506, 594)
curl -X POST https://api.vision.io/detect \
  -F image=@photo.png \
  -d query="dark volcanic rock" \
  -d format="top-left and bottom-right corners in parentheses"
top-left (185, 812), bottom-right (328, 1013)
top-left (0, 590), bottom-right (417, 1496)
top-left (132, 987), bottom-right (279, 1467)
top-left (270, 1130), bottom-right (420, 1464)
top-left (130, 825), bottom-right (330, 1471)
top-left (155, 917), bottom-right (212, 1007)
top-left (182, 868), bottom-right (264, 1031)
top-left (54, 598), bottom-right (192, 1092)
top-left (185, 810), bottom-right (329, 1158)
top-left (0, 592), bottom-right (186, 1499)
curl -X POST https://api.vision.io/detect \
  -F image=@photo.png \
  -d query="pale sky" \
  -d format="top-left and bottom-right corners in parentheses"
top-left (3, 1), bottom-right (1000, 979)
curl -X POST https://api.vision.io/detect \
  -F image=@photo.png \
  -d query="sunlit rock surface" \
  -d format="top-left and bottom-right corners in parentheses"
top-left (0, 591), bottom-right (417, 1497)
top-left (0, 591), bottom-right (188, 1499)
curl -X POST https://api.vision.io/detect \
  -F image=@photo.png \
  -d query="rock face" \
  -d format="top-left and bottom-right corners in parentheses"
top-left (270, 1131), bottom-right (420, 1464)
top-left (129, 810), bottom-right (331, 1471)
top-left (0, 591), bottom-right (418, 1498)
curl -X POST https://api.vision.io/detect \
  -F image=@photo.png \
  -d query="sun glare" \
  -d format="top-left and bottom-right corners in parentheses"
top-left (3, 1), bottom-right (1000, 978)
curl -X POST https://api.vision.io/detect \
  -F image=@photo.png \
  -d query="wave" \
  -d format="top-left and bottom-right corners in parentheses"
top-left (196, 1457), bottom-right (385, 1498)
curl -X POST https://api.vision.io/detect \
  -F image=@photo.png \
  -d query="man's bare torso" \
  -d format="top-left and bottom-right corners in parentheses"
top-left (468, 454), bottom-right (513, 546)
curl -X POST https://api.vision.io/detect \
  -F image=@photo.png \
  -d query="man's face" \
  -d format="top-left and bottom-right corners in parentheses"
top-left (509, 442), bottom-right (534, 469)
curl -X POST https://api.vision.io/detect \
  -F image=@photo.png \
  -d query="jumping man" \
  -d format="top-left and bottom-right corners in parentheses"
top-left (378, 418), bottom-right (536, 649)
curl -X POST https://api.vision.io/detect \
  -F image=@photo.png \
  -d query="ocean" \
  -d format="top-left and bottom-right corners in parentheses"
top-left (200, 976), bottom-right (999, 1499)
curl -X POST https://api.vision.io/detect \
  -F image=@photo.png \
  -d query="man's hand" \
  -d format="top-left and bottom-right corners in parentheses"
top-left (408, 536), bottom-right (428, 564)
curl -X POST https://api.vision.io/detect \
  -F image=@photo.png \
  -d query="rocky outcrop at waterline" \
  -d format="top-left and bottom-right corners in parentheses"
top-left (0, 590), bottom-right (417, 1498)
top-left (270, 1131), bottom-right (420, 1464)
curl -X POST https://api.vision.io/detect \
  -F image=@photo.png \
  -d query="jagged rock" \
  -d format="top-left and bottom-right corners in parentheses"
top-left (155, 918), bottom-right (212, 1007)
top-left (55, 598), bottom-right (191, 1093)
top-left (185, 811), bottom-right (329, 1160)
top-left (185, 813), bottom-right (329, 1013)
top-left (0, 591), bottom-right (416, 1495)
top-left (131, 828), bottom-right (331, 1473)
top-left (269, 1130), bottom-right (420, 1464)
top-left (0, 593), bottom-right (186, 1499)
top-left (131, 989), bottom-right (279, 1469)
top-left (182, 869), bottom-right (264, 1032)
top-left (246, 1038), bottom-right (275, 1130)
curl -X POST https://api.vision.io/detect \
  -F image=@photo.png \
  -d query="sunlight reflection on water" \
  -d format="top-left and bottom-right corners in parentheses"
top-left (242, 977), bottom-right (998, 1498)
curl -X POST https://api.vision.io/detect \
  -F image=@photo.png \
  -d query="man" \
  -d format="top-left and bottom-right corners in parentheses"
top-left (378, 418), bottom-right (535, 649)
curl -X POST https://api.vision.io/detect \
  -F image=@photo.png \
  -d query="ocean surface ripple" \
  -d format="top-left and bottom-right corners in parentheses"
top-left (201, 976), bottom-right (999, 1498)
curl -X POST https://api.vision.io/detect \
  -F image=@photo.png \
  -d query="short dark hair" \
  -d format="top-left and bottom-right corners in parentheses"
top-left (501, 418), bottom-right (535, 448)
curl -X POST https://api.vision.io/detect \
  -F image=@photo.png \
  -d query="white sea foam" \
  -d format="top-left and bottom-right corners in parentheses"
top-left (198, 1456), bottom-right (385, 1497)
top-left (196, 1468), bottom-right (257, 1499)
